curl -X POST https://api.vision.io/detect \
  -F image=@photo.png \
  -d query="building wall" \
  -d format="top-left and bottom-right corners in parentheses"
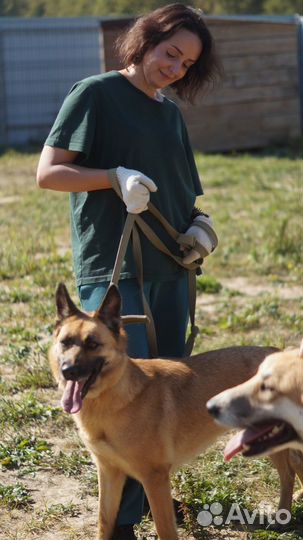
top-left (101, 16), bottom-right (301, 152)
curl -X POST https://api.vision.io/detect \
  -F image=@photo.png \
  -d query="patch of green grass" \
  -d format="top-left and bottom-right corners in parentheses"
top-left (172, 448), bottom-right (303, 539)
top-left (196, 274), bottom-right (222, 294)
top-left (0, 393), bottom-right (60, 430)
top-left (0, 482), bottom-right (33, 509)
top-left (53, 450), bottom-right (92, 477)
top-left (14, 357), bottom-right (55, 391)
top-left (251, 532), bottom-right (303, 540)
top-left (218, 298), bottom-right (284, 332)
top-left (0, 436), bottom-right (52, 470)
top-left (0, 288), bottom-right (33, 303)
top-left (248, 532), bottom-right (281, 540)
top-left (41, 502), bottom-right (81, 519)
top-left (173, 462), bottom-right (252, 515)
top-left (80, 468), bottom-right (99, 498)
top-left (0, 340), bottom-right (54, 392)
top-left (0, 375), bottom-right (11, 395)
top-left (25, 502), bottom-right (82, 534)
top-left (196, 151), bottom-right (303, 281)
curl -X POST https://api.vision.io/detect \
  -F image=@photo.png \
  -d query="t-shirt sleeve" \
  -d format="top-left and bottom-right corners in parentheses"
top-left (181, 115), bottom-right (203, 196)
top-left (45, 81), bottom-right (96, 158)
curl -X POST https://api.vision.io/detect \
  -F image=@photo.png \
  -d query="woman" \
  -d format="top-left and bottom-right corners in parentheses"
top-left (37, 4), bottom-right (221, 538)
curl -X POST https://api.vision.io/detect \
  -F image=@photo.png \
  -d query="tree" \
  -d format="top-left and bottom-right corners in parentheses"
top-left (0, 0), bottom-right (301, 17)
top-left (263, 0), bottom-right (302, 14)
top-left (209, 0), bottom-right (265, 14)
top-left (0, 0), bottom-right (28, 16)
top-left (195, 0), bottom-right (301, 15)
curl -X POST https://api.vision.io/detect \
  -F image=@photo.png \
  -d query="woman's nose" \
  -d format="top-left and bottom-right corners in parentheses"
top-left (169, 61), bottom-right (182, 76)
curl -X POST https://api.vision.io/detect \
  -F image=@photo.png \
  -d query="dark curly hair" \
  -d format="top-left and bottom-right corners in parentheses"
top-left (116, 3), bottom-right (222, 103)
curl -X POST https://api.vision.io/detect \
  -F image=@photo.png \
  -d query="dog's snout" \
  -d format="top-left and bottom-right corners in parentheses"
top-left (229, 396), bottom-right (252, 418)
top-left (62, 363), bottom-right (82, 381)
top-left (206, 400), bottom-right (222, 418)
top-left (207, 394), bottom-right (253, 422)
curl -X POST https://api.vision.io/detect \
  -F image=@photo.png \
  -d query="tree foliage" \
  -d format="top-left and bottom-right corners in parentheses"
top-left (0, 0), bottom-right (302, 17)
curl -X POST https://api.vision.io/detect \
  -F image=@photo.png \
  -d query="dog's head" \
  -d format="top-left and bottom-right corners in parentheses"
top-left (207, 341), bottom-right (303, 459)
top-left (49, 283), bottom-right (127, 414)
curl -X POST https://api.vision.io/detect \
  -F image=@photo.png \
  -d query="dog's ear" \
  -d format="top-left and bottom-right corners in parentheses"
top-left (96, 284), bottom-right (122, 336)
top-left (55, 283), bottom-right (82, 321)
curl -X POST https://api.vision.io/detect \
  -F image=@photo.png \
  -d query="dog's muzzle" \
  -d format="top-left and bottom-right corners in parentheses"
top-left (60, 357), bottom-right (105, 414)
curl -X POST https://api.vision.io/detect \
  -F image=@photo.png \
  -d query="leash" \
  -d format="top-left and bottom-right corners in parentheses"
top-left (110, 212), bottom-right (158, 355)
top-left (108, 170), bottom-right (217, 357)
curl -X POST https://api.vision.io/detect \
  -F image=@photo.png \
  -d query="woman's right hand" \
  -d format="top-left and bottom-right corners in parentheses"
top-left (116, 166), bottom-right (157, 214)
top-left (36, 147), bottom-right (157, 204)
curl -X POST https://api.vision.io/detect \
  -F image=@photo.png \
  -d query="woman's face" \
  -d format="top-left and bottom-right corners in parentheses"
top-left (141, 28), bottom-right (202, 92)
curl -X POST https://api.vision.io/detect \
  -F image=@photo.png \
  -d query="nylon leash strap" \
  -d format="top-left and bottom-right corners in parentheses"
top-left (108, 169), bottom-right (202, 357)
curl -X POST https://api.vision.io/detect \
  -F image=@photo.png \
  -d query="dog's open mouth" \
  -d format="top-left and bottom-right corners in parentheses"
top-left (61, 366), bottom-right (102, 415)
top-left (224, 420), bottom-right (298, 461)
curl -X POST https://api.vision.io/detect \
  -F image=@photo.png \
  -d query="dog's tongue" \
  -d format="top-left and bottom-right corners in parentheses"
top-left (61, 380), bottom-right (85, 414)
top-left (224, 424), bottom-right (276, 461)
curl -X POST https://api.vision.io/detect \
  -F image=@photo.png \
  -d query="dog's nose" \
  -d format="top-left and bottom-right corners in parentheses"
top-left (62, 364), bottom-right (82, 381)
top-left (206, 400), bottom-right (221, 418)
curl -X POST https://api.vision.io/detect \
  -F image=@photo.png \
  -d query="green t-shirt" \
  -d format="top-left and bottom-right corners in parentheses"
top-left (45, 71), bottom-right (203, 285)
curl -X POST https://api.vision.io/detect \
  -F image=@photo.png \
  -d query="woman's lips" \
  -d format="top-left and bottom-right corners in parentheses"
top-left (159, 70), bottom-right (174, 81)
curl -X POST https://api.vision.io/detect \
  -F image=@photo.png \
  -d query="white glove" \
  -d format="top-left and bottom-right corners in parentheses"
top-left (116, 166), bottom-right (157, 214)
top-left (182, 214), bottom-right (217, 264)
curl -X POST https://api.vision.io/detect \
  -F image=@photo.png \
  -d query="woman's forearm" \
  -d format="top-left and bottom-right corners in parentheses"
top-left (37, 162), bottom-right (111, 192)
top-left (36, 145), bottom-right (112, 192)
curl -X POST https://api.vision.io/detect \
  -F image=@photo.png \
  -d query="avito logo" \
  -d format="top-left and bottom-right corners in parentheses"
top-left (197, 502), bottom-right (291, 527)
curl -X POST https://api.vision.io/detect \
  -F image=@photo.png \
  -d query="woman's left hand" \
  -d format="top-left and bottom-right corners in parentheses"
top-left (181, 214), bottom-right (218, 264)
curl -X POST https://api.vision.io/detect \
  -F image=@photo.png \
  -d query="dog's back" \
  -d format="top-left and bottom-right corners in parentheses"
top-left (73, 345), bottom-right (278, 471)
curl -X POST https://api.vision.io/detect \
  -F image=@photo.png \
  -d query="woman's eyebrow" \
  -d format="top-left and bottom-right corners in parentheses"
top-left (169, 44), bottom-right (195, 63)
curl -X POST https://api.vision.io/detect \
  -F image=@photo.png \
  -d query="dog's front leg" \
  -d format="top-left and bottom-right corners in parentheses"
top-left (289, 450), bottom-right (303, 501)
top-left (96, 460), bottom-right (126, 540)
top-left (143, 468), bottom-right (178, 540)
top-left (270, 450), bottom-right (295, 512)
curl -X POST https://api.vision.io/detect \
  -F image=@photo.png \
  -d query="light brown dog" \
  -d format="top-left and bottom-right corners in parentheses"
top-left (49, 283), bottom-right (302, 540)
top-left (207, 342), bottom-right (303, 457)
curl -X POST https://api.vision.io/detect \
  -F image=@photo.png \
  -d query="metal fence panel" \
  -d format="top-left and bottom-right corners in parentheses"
top-left (0, 17), bottom-right (102, 146)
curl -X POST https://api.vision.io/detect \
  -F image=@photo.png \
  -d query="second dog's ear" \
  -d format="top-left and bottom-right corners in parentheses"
top-left (56, 283), bottom-right (82, 321)
top-left (96, 284), bottom-right (122, 336)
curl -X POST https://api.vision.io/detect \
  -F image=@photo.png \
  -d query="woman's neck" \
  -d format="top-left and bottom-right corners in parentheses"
top-left (119, 66), bottom-right (159, 100)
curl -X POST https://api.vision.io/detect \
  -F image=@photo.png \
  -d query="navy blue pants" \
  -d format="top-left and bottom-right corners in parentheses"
top-left (78, 275), bottom-right (189, 525)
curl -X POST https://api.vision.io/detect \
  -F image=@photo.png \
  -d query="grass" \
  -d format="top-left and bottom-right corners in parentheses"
top-left (0, 146), bottom-right (302, 539)
top-left (0, 482), bottom-right (33, 509)
top-left (196, 275), bottom-right (222, 294)
top-left (0, 436), bottom-right (51, 470)
top-left (195, 149), bottom-right (303, 282)
top-left (0, 394), bottom-right (60, 430)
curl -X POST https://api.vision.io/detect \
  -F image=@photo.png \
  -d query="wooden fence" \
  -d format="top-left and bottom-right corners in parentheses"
top-left (101, 15), bottom-right (302, 152)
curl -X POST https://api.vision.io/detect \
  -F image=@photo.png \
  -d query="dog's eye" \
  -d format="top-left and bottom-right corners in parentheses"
top-left (260, 382), bottom-right (274, 392)
top-left (61, 337), bottom-right (74, 349)
top-left (85, 339), bottom-right (100, 350)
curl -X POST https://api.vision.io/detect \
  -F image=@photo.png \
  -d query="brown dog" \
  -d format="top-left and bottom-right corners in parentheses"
top-left (207, 343), bottom-right (303, 507)
top-left (49, 283), bottom-right (301, 540)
